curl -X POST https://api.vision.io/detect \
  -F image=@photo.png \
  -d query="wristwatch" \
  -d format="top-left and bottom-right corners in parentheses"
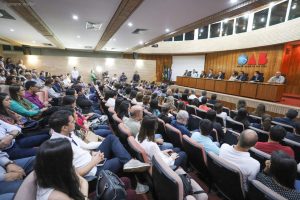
top-left (4, 160), bottom-right (14, 168)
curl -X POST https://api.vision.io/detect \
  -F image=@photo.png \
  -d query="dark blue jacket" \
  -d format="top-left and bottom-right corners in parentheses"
top-left (171, 120), bottom-right (191, 137)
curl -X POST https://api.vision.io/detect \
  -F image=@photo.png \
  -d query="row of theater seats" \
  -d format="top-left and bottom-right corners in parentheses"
top-left (100, 86), bottom-right (290, 200)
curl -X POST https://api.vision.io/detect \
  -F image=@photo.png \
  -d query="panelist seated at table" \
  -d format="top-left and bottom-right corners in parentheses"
top-left (215, 71), bottom-right (225, 80)
top-left (236, 71), bottom-right (248, 81)
top-left (268, 71), bottom-right (285, 84)
top-left (249, 71), bottom-right (264, 82)
top-left (206, 69), bottom-right (215, 79)
top-left (199, 71), bottom-right (206, 78)
top-left (228, 71), bottom-right (238, 81)
top-left (191, 69), bottom-right (199, 78)
top-left (183, 70), bottom-right (192, 77)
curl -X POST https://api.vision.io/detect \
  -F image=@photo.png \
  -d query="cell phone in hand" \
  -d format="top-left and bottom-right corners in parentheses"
top-left (96, 158), bottom-right (107, 167)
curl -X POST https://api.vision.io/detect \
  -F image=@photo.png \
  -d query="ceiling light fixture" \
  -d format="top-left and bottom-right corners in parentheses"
top-left (128, 22), bottom-right (133, 27)
top-left (200, 29), bottom-right (204, 33)
top-left (269, 2), bottom-right (275, 7)
top-left (112, 38), bottom-right (116, 41)
top-left (260, 17), bottom-right (265, 22)
top-left (76, 35), bottom-right (80, 38)
top-left (10, 28), bottom-right (14, 32)
top-left (224, 18), bottom-right (229, 23)
top-left (165, 28), bottom-right (170, 33)
top-left (72, 15), bottom-right (79, 20)
top-left (230, 0), bottom-right (238, 3)
top-left (292, 4), bottom-right (297, 10)
top-left (139, 41), bottom-right (143, 45)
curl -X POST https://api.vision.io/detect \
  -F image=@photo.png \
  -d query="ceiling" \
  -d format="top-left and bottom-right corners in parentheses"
top-left (0, 0), bottom-right (244, 51)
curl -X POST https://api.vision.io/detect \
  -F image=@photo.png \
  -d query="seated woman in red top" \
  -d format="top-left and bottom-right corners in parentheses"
top-left (255, 125), bottom-right (295, 158)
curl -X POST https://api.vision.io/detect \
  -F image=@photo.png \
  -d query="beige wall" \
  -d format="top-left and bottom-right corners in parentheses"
top-left (3, 53), bottom-right (156, 82)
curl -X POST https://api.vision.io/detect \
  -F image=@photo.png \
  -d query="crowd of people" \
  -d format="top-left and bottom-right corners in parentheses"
top-left (0, 56), bottom-right (299, 200)
top-left (183, 68), bottom-right (286, 84)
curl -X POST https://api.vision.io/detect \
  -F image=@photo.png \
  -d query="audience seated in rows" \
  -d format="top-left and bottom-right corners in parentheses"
top-left (207, 94), bottom-right (218, 105)
top-left (214, 102), bottom-right (228, 126)
top-left (198, 97), bottom-right (211, 112)
top-left (206, 110), bottom-right (224, 141)
top-left (251, 103), bottom-right (266, 117)
top-left (251, 114), bottom-right (273, 132)
top-left (158, 103), bottom-right (173, 124)
top-left (234, 108), bottom-right (250, 129)
top-left (171, 110), bottom-right (191, 137)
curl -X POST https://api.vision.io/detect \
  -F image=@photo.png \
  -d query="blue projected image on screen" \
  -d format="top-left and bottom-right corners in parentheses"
top-left (238, 54), bottom-right (248, 66)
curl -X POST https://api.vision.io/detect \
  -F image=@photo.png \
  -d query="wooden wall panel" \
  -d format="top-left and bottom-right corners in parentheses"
top-left (204, 45), bottom-right (284, 81)
top-left (124, 54), bottom-right (172, 82)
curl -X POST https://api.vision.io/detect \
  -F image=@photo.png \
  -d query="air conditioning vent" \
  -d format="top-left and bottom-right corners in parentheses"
top-left (42, 43), bottom-right (53, 46)
top-left (86, 22), bottom-right (102, 31)
top-left (132, 28), bottom-right (148, 34)
top-left (0, 9), bottom-right (15, 20)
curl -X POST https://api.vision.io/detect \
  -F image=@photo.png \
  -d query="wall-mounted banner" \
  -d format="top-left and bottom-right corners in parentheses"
top-left (237, 52), bottom-right (268, 67)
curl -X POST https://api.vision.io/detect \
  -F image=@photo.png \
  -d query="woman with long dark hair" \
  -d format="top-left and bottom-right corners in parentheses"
top-left (117, 101), bottom-right (131, 120)
top-left (35, 138), bottom-right (88, 200)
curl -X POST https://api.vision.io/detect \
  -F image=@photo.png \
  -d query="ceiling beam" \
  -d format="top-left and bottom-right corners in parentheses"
top-left (0, 36), bottom-right (22, 46)
top-left (130, 0), bottom-right (273, 51)
top-left (4, 0), bottom-right (64, 49)
top-left (94, 0), bottom-right (144, 51)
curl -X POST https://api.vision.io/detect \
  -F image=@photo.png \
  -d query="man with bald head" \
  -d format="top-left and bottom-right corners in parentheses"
top-left (124, 105), bottom-right (144, 137)
top-left (219, 129), bottom-right (260, 190)
top-left (268, 71), bottom-right (285, 84)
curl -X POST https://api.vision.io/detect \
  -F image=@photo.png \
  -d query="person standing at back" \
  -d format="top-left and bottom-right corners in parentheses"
top-left (71, 67), bottom-right (79, 83)
top-left (132, 71), bottom-right (140, 83)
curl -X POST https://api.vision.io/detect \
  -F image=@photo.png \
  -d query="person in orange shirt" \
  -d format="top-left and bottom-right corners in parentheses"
top-left (198, 97), bottom-right (211, 112)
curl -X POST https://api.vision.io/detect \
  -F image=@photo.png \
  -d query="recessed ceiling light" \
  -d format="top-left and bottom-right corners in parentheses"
top-left (223, 19), bottom-right (229, 23)
top-left (292, 4), bottom-right (297, 10)
top-left (269, 2), bottom-right (275, 7)
top-left (128, 22), bottom-right (133, 27)
top-left (10, 29), bottom-right (14, 32)
top-left (76, 35), bottom-right (80, 38)
top-left (72, 15), bottom-right (78, 20)
top-left (165, 28), bottom-right (170, 33)
top-left (260, 17), bottom-right (265, 22)
top-left (242, 26), bottom-right (246, 30)
top-left (230, 0), bottom-right (238, 3)
top-left (112, 38), bottom-right (116, 41)
top-left (139, 41), bottom-right (143, 45)
top-left (126, 48), bottom-right (129, 50)
top-left (200, 29), bottom-right (203, 33)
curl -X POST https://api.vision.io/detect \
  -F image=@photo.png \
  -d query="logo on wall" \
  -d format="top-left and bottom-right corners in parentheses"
top-left (237, 52), bottom-right (268, 67)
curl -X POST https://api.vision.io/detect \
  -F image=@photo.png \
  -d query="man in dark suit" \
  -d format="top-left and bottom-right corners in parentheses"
top-left (199, 70), bottom-right (206, 78)
top-left (236, 71), bottom-right (247, 81)
top-left (285, 121), bottom-right (300, 143)
top-left (183, 70), bottom-right (189, 76)
top-left (206, 69), bottom-right (214, 79)
top-left (215, 71), bottom-right (225, 80)
top-left (250, 71), bottom-right (264, 82)
top-left (273, 109), bottom-right (298, 128)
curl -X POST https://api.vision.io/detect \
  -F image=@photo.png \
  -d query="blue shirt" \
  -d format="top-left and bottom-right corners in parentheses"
top-left (171, 120), bottom-right (191, 137)
top-left (191, 132), bottom-right (220, 155)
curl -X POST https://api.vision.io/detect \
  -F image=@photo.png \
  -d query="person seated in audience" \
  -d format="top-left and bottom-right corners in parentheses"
top-left (123, 105), bottom-right (143, 137)
top-left (119, 72), bottom-right (127, 83)
top-left (273, 109), bottom-right (298, 128)
top-left (188, 90), bottom-right (197, 100)
top-left (157, 96), bottom-right (165, 106)
top-left (215, 71), bottom-right (224, 80)
top-left (198, 90), bottom-right (207, 102)
top-left (137, 115), bottom-right (187, 169)
top-left (191, 119), bottom-right (220, 155)
top-left (207, 94), bottom-right (218, 105)
top-left (251, 114), bottom-right (273, 132)
top-left (256, 151), bottom-right (300, 199)
top-left (255, 125), bottom-right (294, 158)
top-left (191, 69), bottom-right (199, 78)
top-left (0, 151), bottom-right (35, 199)
top-left (49, 110), bottom-right (150, 175)
top-left (228, 71), bottom-right (238, 81)
top-left (251, 103), bottom-right (266, 117)
top-left (24, 81), bottom-right (49, 109)
top-left (149, 99), bottom-right (160, 117)
top-left (35, 138), bottom-right (88, 200)
top-left (124, 87), bottom-right (132, 99)
top-left (129, 90), bottom-right (137, 101)
top-left (214, 102), bottom-right (228, 126)
top-left (180, 93), bottom-right (189, 105)
top-left (177, 101), bottom-right (186, 112)
top-left (234, 108), bottom-right (250, 128)
top-left (250, 71), bottom-right (264, 82)
top-left (286, 121), bottom-right (300, 143)
top-left (171, 110), bottom-right (191, 137)
top-left (219, 129), bottom-right (260, 190)
top-left (74, 85), bottom-right (101, 115)
top-left (191, 98), bottom-right (200, 107)
top-left (142, 95), bottom-right (150, 110)
top-left (198, 97), bottom-right (211, 112)
top-left (0, 119), bottom-right (49, 159)
top-left (199, 70), bottom-right (206, 78)
top-left (5, 58), bottom-right (16, 71)
top-left (5, 76), bottom-right (17, 86)
top-left (104, 90), bottom-right (117, 108)
top-left (134, 92), bottom-right (143, 105)
top-left (52, 76), bottom-right (63, 93)
top-left (158, 103), bottom-right (173, 124)
top-left (236, 99), bottom-right (247, 110)
top-left (0, 69), bottom-right (6, 84)
top-left (44, 78), bottom-right (61, 99)
top-left (206, 69), bottom-right (214, 79)
top-left (9, 85), bottom-right (48, 118)
top-left (206, 110), bottom-right (224, 141)
top-left (236, 71), bottom-right (247, 81)
top-left (268, 71), bottom-right (285, 84)
top-left (31, 74), bottom-right (44, 88)
top-left (114, 97), bottom-right (124, 113)
top-left (117, 100), bottom-right (131, 120)
top-left (0, 56), bottom-right (4, 70)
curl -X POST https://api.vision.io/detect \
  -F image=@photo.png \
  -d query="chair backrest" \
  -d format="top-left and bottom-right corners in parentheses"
top-left (14, 171), bottom-right (37, 200)
top-left (127, 136), bottom-right (150, 164)
top-left (196, 108), bottom-right (207, 119)
top-left (186, 105), bottom-right (196, 115)
top-left (248, 115), bottom-right (262, 124)
top-left (157, 118), bottom-right (168, 142)
top-left (187, 114), bottom-right (202, 132)
top-left (206, 103), bottom-right (214, 109)
top-left (230, 110), bottom-right (237, 118)
top-left (152, 153), bottom-right (183, 200)
top-left (222, 107), bottom-right (230, 116)
top-left (248, 180), bottom-right (287, 200)
top-left (223, 129), bottom-right (240, 145)
top-left (249, 147), bottom-right (271, 171)
top-left (271, 121), bottom-right (295, 133)
top-left (282, 138), bottom-right (300, 163)
top-left (226, 118), bottom-right (244, 132)
top-left (165, 123), bottom-right (183, 148)
top-left (206, 152), bottom-right (245, 200)
top-left (182, 135), bottom-right (210, 179)
top-left (249, 126), bottom-right (269, 142)
top-left (216, 115), bottom-right (224, 127)
top-left (118, 123), bottom-right (132, 138)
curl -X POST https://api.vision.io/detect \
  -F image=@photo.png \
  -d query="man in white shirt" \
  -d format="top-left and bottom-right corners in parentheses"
top-left (44, 78), bottom-right (61, 98)
top-left (105, 90), bottom-right (117, 108)
top-left (191, 69), bottom-right (199, 78)
top-left (188, 90), bottom-right (197, 100)
top-left (49, 110), bottom-right (149, 177)
top-left (71, 67), bottom-right (79, 83)
top-left (268, 71), bottom-right (285, 84)
top-left (219, 129), bottom-right (260, 191)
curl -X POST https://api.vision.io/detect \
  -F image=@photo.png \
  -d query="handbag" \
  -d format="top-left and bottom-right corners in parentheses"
top-left (96, 170), bottom-right (126, 200)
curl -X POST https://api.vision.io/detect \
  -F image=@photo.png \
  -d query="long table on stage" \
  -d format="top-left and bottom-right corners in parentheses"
top-left (176, 76), bottom-right (285, 102)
